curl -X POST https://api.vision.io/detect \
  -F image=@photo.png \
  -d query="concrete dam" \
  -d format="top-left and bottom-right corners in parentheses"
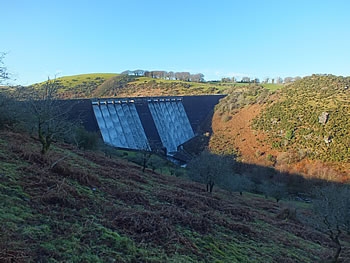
top-left (72, 95), bottom-right (225, 155)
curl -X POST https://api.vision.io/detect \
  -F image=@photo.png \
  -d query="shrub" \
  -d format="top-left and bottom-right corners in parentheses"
top-left (187, 150), bottom-right (235, 192)
top-left (221, 174), bottom-right (254, 195)
top-left (0, 94), bottom-right (21, 129)
top-left (285, 129), bottom-right (294, 140)
top-left (276, 206), bottom-right (298, 221)
top-left (266, 154), bottom-right (276, 163)
top-left (73, 127), bottom-right (99, 150)
top-left (260, 180), bottom-right (288, 202)
top-left (221, 114), bottom-right (232, 122)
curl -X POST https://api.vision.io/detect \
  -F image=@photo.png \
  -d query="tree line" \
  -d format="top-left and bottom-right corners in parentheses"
top-left (220, 76), bottom-right (302, 84)
top-left (122, 69), bottom-right (303, 85)
top-left (121, 69), bottom-right (205, 82)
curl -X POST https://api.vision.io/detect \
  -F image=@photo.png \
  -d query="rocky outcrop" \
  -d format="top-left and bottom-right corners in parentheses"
top-left (318, 112), bottom-right (329, 125)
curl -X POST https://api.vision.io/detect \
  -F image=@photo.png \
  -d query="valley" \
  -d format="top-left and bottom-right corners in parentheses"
top-left (0, 73), bottom-right (349, 262)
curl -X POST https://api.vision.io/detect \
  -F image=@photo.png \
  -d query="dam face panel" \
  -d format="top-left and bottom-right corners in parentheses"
top-left (148, 99), bottom-right (194, 153)
top-left (92, 100), bottom-right (150, 150)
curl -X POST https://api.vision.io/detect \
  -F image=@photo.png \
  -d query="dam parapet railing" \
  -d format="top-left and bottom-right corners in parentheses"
top-left (91, 96), bottom-right (185, 106)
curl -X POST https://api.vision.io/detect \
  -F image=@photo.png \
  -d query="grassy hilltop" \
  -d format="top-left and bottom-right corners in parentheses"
top-left (30, 73), bottom-right (117, 98)
top-left (29, 73), bottom-right (283, 98)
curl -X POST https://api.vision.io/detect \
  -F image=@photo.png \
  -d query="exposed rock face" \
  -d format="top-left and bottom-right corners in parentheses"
top-left (318, 112), bottom-right (329, 125)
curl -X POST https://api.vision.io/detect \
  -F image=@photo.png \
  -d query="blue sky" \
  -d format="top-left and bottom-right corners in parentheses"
top-left (1, 0), bottom-right (350, 85)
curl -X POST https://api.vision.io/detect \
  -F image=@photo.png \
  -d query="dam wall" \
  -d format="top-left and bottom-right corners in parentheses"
top-left (67, 95), bottom-right (225, 154)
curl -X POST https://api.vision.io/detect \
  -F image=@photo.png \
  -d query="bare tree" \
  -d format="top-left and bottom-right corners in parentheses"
top-left (133, 69), bottom-right (145, 76)
top-left (221, 77), bottom-right (231, 83)
top-left (174, 72), bottom-right (181, 81)
top-left (0, 53), bottom-right (19, 129)
top-left (175, 72), bottom-right (191, 81)
top-left (141, 149), bottom-right (152, 173)
top-left (187, 150), bottom-right (235, 192)
top-left (121, 70), bottom-right (132, 75)
top-left (223, 174), bottom-right (254, 195)
top-left (166, 71), bottom-right (175, 80)
top-left (241, 77), bottom-right (250, 83)
top-left (0, 52), bottom-right (9, 84)
top-left (312, 184), bottom-right (350, 262)
top-left (260, 180), bottom-right (288, 202)
top-left (190, 73), bottom-right (205, 82)
top-left (17, 78), bottom-right (74, 154)
top-left (151, 71), bottom-right (166, 79)
top-left (276, 77), bottom-right (283, 84)
top-left (144, 71), bottom-right (152, 78)
top-left (284, 77), bottom-right (294, 83)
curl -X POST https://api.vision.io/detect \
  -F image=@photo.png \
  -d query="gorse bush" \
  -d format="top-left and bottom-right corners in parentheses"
top-left (215, 84), bottom-right (271, 114)
top-left (252, 74), bottom-right (350, 163)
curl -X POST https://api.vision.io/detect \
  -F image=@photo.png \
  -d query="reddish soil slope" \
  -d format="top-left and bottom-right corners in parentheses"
top-left (210, 105), bottom-right (349, 182)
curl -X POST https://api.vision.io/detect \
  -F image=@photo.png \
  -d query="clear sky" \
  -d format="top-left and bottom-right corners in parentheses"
top-left (1, 0), bottom-right (350, 85)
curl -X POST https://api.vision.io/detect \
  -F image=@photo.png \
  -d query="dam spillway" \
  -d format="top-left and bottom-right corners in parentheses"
top-left (92, 100), bottom-right (150, 151)
top-left (148, 98), bottom-right (194, 153)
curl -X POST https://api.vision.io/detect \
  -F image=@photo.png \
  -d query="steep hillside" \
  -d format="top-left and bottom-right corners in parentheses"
top-left (210, 75), bottom-right (350, 180)
top-left (1, 130), bottom-right (346, 262)
top-left (252, 75), bottom-right (350, 163)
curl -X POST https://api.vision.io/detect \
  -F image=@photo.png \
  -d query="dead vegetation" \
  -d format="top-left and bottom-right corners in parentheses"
top-left (1, 130), bottom-right (349, 262)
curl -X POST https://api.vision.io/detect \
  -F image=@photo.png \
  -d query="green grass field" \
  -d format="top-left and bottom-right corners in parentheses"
top-left (55, 73), bottom-right (117, 85)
